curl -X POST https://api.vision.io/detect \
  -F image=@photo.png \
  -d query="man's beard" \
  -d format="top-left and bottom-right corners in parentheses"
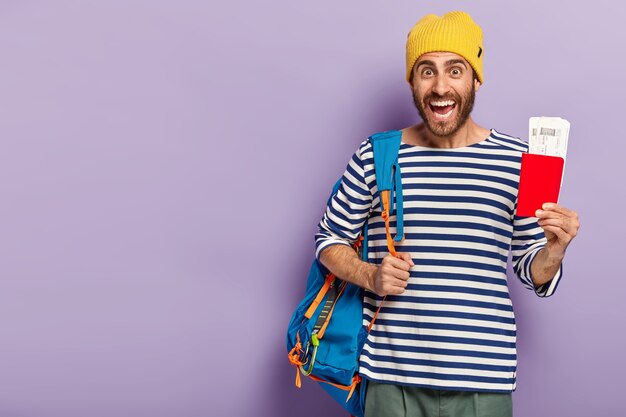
top-left (413, 83), bottom-right (476, 137)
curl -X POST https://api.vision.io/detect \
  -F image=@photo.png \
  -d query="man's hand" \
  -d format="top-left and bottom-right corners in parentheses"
top-left (530, 202), bottom-right (579, 287)
top-left (369, 252), bottom-right (414, 296)
top-left (535, 202), bottom-right (580, 258)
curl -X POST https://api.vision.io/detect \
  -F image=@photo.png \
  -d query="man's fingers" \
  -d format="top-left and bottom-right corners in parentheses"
top-left (381, 261), bottom-right (410, 281)
top-left (383, 254), bottom-right (412, 272)
top-left (396, 252), bottom-right (415, 267)
top-left (535, 208), bottom-right (576, 220)
top-left (383, 279), bottom-right (409, 295)
top-left (390, 278), bottom-right (409, 289)
top-left (537, 217), bottom-right (579, 237)
top-left (540, 203), bottom-right (578, 218)
top-left (541, 225), bottom-right (570, 242)
top-left (376, 252), bottom-right (414, 295)
top-left (385, 286), bottom-right (406, 296)
top-left (536, 204), bottom-right (580, 238)
top-left (535, 209), bottom-right (560, 219)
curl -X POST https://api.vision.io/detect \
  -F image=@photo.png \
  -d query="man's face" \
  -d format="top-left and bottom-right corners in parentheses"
top-left (410, 52), bottom-right (480, 137)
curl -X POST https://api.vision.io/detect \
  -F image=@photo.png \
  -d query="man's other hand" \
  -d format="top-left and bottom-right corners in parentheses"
top-left (369, 252), bottom-right (415, 296)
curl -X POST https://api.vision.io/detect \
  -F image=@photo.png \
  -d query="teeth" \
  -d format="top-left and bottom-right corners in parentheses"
top-left (430, 100), bottom-right (455, 107)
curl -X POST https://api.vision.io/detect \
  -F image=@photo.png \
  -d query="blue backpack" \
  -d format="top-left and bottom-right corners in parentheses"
top-left (286, 130), bottom-right (405, 417)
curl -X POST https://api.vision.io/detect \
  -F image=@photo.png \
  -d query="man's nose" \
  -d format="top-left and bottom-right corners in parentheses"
top-left (432, 76), bottom-right (451, 96)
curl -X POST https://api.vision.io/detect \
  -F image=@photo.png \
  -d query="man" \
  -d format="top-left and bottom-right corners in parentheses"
top-left (314, 11), bottom-right (579, 417)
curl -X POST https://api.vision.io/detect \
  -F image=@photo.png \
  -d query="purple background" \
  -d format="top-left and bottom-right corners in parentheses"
top-left (0, 1), bottom-right (622, 416)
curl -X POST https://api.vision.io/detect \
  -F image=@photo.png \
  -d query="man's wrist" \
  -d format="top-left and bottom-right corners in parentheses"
top-left (543, 244), bottom-right (565, 265)
top-left (358, 262), bottom-right (378, 293)
top-left (531, 246), bottom-right (564, 287)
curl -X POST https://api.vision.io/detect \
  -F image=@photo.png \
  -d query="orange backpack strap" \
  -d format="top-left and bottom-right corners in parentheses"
top-left (367, 188), bottom-right (399, 333)
top-left (379, 189), bottom-right (398, 257)
top-left (304, 274), bottom-right (334, 319)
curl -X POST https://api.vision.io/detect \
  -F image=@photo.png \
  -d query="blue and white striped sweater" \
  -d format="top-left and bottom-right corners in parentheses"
top-left (315, 129), bottom-right (562, 392)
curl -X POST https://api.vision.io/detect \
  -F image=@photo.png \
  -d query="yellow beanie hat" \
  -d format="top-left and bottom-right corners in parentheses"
top-left (406, 11), bottom-right (484, 84)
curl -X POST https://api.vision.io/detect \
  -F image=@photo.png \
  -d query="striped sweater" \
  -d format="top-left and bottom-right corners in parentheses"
top-left (315, 129), bottom-right (562, 393)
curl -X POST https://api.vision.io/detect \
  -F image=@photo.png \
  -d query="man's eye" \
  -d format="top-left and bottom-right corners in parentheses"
top-left (422, 69), bottom-right (433, 76)
top-left (451, 68), bottom-right (462, 76)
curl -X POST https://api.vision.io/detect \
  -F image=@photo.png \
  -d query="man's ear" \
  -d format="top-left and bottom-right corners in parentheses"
top-left (474, 78), bottom-right (481, 92)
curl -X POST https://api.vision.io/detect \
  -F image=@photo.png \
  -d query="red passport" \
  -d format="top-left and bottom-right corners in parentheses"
top-left (517, 153), bottom-right (564, 217)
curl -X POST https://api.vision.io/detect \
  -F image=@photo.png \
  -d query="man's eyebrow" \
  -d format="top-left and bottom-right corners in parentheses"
top-left (415, 60), bottom-right (436, 69)
top-left (415, 59), bottom-right (468, 70)
top-left (445, 59), bottom-right (467, 68)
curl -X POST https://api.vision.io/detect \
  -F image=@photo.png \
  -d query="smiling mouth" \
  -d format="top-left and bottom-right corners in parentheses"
top-left (429, 100), bottom-right (456, 120)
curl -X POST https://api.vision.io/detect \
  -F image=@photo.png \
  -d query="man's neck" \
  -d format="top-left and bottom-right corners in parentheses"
top-left (402, 119), bottom-right (491, 149)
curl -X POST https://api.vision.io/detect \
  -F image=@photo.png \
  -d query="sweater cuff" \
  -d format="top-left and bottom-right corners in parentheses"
top-left (533, 264), bottom-right (563, 297)
top-left (526, 248), bottom-right (563, 297)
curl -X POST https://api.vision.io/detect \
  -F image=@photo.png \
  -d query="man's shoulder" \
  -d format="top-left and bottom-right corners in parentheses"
top-left (355, 130), bottom-right (400, 155)
top-left (355, 137), bottom-right (373, 156)
top-left (488, 129), bottom-right (529, 153)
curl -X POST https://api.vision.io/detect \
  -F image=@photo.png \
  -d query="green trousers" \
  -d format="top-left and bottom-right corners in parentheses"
top-left (364, 380), bottom-right (513, 417)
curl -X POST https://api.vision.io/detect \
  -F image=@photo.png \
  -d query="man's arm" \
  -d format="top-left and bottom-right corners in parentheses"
top-left (319, 244), bottom-right (414, 297)
top-left (314, 139), bottom-right (414, 296)
top-left (531, 203), bottom-right (580, 287)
